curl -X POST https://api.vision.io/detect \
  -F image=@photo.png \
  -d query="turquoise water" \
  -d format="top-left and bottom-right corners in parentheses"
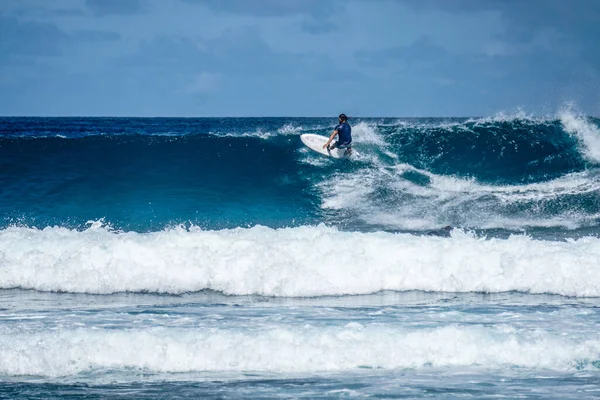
top-left (1, 115), bottom-right (600, 398)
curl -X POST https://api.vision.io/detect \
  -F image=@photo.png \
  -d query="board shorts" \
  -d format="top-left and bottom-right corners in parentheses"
top-left (331, 140), bottom-right (352, 149)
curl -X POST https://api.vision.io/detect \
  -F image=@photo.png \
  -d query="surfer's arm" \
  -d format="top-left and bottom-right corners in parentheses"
top-left (323, 130), bottom-right (338, 149)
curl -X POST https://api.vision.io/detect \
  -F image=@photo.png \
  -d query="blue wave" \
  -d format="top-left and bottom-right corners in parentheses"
top-left (1, 116), bottom-right (599, 234)
top-left (388, 118), bottom-right (588, 184)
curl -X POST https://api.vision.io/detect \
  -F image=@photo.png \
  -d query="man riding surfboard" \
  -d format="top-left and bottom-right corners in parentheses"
top-left (323, 114), bottom-right (352, 156)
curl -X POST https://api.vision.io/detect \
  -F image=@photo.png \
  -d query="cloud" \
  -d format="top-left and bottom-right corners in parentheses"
top-left (116, 27), bottom-right (358, 108)
top-left (183, 0), bottom-right (342, 34)
top-left (5, 1), bottom-right (88, 18)
top-left (398, 0), bottom-right (512, 14)
top-left (0, 13), bottom-right (122, 92)
top-left (3, 0), bottom-right (599, 116)
top-left (120, 35), bottom-right (205, 75)
top-left (51, 8), bottom-right (88, 17)
top-left (400, 0), bottom-right (600, 80)
top-left (0, 15), bottom-right (123, 61)
top-left (0, 16), bottom-right (69, 58)
top-left (85, 0), bottom-right (143, 16)
top-left (204, 29), bottom-right (300, 75)
top-left (401, 0), bottom-right (600, 44)
top-left (123, 29), bottom-right (300, 77)
top-left (181, 0), bottom-right (337, 17)
top-left (299, 18), bottom-right (338, 34)
top-left (74, 30), bottom-right (121, 42)
top-left (356, 36), bottom-right (448, 67)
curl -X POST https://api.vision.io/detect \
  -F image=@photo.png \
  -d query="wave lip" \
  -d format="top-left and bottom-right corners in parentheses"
top-left (1, 224), bottom-right (600, 297)
top-left (0, 325), bottom-right (598, 377)
top-left (560, 111), bottom-right (600, 163)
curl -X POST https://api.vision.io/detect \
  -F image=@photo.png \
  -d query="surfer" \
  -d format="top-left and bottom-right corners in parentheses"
top-left (323, 114), bottom-right (352, 155)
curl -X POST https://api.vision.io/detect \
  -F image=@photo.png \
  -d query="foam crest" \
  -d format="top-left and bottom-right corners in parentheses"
top-left (1, 325), bottom-right (598, 377)
top-left (1, 225), bottom-right (600, 297)
top-left (238, 128), bottom-right (274, 140)
top-left (325, 163), bottom-right (600, 201)
top-left (376, 111), bottom-right (545, 133)
top-left (467, 109), bottom-right (539, 125)
top-left (319, 158), bottom-right (600, 230)
top-left (428, 169), bottom-right (600, 201)
top-left (277, 123), bottom-right (303, 135)
top-left (349, 121), bottom-right (387, 146)
top-left (559, 110), bottom-right (600, 163)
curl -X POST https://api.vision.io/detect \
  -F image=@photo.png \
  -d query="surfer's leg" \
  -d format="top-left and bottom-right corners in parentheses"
top-left (336, 141), bottom-right (351, 155)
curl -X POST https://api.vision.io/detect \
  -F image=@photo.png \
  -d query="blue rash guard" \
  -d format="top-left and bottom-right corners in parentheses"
top-left (335, 122), bottom-right (352, 146)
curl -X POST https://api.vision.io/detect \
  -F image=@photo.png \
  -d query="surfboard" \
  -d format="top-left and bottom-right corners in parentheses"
top-left (300, 133), bottom-right (358, 159)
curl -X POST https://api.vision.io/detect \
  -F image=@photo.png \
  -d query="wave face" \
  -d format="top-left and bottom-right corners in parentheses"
top-left (2, 114), bottom-right (600, 233)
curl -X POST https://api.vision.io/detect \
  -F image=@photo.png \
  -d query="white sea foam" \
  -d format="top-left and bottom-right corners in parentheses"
top-left (428, 170), bottom-right (600, 200)
top-left (350, 122), bottom-right (386, 146)
top-left (467, 109), bottom-right (540, 125)
top-left (1, 224), bottom-right (600, 297)
top-left (242, 128), bottom-right (274, 140)
top-left (559, 110), bottom-right (600, 163)
top-left (277, 123), bottom-right (303, 135)
top-left (319, 160), bottom-right (600, 230)
top-left (219, 122), bottom-right (316, 139)
top-left (0, 324), bottom-right (598, 376)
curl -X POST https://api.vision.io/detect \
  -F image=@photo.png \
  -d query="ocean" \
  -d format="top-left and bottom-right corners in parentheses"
top-left (1, 114), bottom-right (599, 398)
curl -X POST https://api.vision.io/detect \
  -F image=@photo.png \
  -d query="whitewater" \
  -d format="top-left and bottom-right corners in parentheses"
top-left (2, 224), bottom-right (600, 297)
top-left (1, 113), bottom-right (600, 398)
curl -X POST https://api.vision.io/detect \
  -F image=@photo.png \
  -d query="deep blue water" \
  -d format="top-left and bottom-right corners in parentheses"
top-left (1, 116), bottom-right (599, 235)
top-left (1, 115), bottom-right (600, 398)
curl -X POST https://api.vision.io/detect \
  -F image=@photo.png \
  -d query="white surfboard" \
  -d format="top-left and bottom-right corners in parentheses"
top-left (300, 134), bottom-right (358, 159)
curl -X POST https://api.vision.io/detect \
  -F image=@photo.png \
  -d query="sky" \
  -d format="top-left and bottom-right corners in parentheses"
top-left (1, 0), bottom-right (599, 117)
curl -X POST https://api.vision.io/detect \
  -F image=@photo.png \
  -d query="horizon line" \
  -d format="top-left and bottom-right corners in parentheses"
top-left (2, 114), bottom-right (595, 119)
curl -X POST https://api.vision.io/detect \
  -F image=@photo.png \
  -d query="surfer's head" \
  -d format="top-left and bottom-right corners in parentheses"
top-left (338, 113), bottom-right (348, 122)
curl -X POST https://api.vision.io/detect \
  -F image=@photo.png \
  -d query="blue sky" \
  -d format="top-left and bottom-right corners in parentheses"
top-left (1, 0), bottom-right (599, 117)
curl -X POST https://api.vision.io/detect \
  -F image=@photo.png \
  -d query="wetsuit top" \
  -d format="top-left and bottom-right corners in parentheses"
top-left (335, 122), bottom-right (352, 144)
